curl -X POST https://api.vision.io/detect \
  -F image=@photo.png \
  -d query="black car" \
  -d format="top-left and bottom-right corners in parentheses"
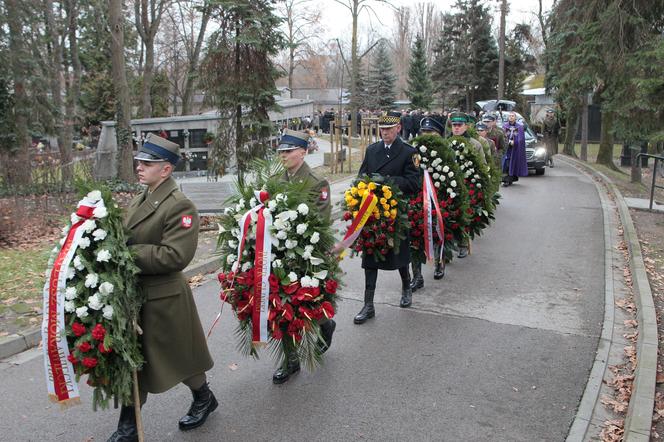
top-left (494, 111), bottom-right (547, 175)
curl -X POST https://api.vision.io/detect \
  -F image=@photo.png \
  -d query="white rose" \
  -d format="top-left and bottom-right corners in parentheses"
top-left (477, 183), bottom-right (482, 188)
top-left (88, 294), bottom-right (104, 310)
top-left (272, 259), bottom-right (283, 269)
top-left (288, 210), bottom-right (298, 221)
top-left (448, 172), bottom-right (454, 178)
top-left (296, 223), bottom-right (308, 235)
top-left (285, 239), bottom-right (298, 249)
top-left (96, 249), bottom-right (112, 262)
top-left (73, 255), bottom-right (85, 271)
top-left (419, 146), bottom-right (426, 153)
top-left (81, 219), bottom-right (96, 233)
top-left (288, 272), bottom-right (298, 283)
top-left (275, 193), bottom-right (286, 202)
top-left (102, 305), bottom-right (114, 320)
top-left (78, 237), bottom-right (91, 249)
top-left (297, 203), bottom-right (309, 216)
top-left (450, 192), bottom-right (457, 199)
top-left (447, 187), bottom-right (452, 194)
top-left (85, 273), bottom-right (99, 288)
top-left (459, 155), bottom-right (465, 160)
top-left (428, 167), bottom-right (433, 173)
top-left (228, 239), bottom-right (238, 248)
top-left (99, 282), bottom-right (114, 296)
top-left (443, 165), bottom-right (450, 173)
top-left (92, 228), bottom-right (107, 242)
top-left (87, 190), bottom-right (102, 201)
top-left (64, 300), bottom-right (76, 313)
top-left (421, 157), bottom-right (428, 162)
top-left (451, 180), bottom-right (457, 187)
top-left (310, 232), bottom-right (320, 244)
top-left (434, 182), bottom-right (440, 188)
top-left (431, 150), bottom-right (437, 157)
top-left (313, 270), bottom-right (328, 280)
top-left (436, 166), bottom-right (444, 172)
top-left (268, 200), bottom-right (277, 211)
top-left (65, 287), bottom-right (78, 300)
top-left (75, 306), bottom-right (89, 318)
top-left (93, 206), bottom-right (108, 219)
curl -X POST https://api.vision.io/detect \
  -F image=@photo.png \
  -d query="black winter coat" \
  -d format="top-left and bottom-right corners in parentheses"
top-left (358, 137), bottom-right (421, 270)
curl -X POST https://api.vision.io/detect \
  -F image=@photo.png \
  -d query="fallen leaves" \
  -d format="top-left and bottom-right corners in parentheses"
top-left (188, 274), bottom-right (205, 288)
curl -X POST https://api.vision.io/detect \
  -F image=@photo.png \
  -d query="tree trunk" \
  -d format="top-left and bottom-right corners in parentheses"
top-left (497, 0), bottom-right (506, 100)
top-left (5, 0), bottom-right (32, 186)
top-left (141, 36), bottom-right (154, 118)
top-left (580, 93), bottom-right (588, 161)
top-left (234, 23), bottom-right (243, 174)
top-left (110, 0), bottom-right (135, 182)
top-left (596, 108), bottom-right (618, 170)
top-left (65, 0), bottom-right (81, 171)
top-left (349, 0), bottom-right (359, 138)
top-left (181, 8), bottom-right (210, 115)
top-left (563, 105), bottom-right (579, 157)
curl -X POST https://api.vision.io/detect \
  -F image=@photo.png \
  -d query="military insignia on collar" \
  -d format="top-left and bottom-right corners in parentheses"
top-left (181, 215), bottom-right (193, 229)
top-left (412, 153), bottom-right (421, 168)
top-left (320, 187), bottom-right (329, 201)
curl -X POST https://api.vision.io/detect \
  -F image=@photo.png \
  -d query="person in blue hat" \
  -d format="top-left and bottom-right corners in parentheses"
top-left (272, 129), bottom-right (335, 384)
top-left (419, 116), bottom-right (445, 136)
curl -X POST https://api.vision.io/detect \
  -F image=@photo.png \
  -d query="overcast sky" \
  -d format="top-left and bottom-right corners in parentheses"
top-left (317, 0), bottom-right (554, 43)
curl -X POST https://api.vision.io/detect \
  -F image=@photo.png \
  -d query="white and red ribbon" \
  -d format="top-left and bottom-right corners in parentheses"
top-left (422, 170), bottom-right (445, 262)
top-left (41, 196), bottom-right (105, 406)
top-left (335, 192), bottom-right (378, 252)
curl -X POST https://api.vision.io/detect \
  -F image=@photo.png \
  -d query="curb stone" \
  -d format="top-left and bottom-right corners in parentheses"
top-left (561, 156), bottom-right (657, 441)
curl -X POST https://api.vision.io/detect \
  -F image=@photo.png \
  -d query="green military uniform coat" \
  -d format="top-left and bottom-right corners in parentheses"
top-left (125, 177), bottom-right (213, 394)
top-left (281, 161), bottom-right (331, 219)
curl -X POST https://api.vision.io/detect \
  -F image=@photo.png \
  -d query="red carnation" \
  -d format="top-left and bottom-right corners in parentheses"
top-left (78, 341), bottom-right (92, 353)
top-left (445, 233), bottom-right (453, 241)
top-left (82, 357), bottom-right (98, 369)
top-left (388, 226), bottom-right (395, 233)
top-left (67, 354), bottom-right (78, 365)
top-left (466, 208), bottom-right (474, 214)
top-left (468, 189), bottom-right (475, 196)
top-left (452, 223), bottom-right (460, 230)
top-left (443, 211), bottom-right (450, 218)
top-left (475, 216), bottom-right (482, 222)
top-left (72, 322), bottom-right (86, 337)
top-left (91, 324), bottom-right (106, 341)
top-left (98, 342), bottom-right (113, 354)
top-left (324, 279), bottom-right (338, 294)
top-left (470, 198), bottom-right (477, 205)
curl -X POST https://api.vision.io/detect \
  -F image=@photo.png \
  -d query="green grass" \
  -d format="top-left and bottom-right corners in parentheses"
top-left (563, 143), bottom-right (622, 162)
top-left (0, 245), bottom-right (51, 303)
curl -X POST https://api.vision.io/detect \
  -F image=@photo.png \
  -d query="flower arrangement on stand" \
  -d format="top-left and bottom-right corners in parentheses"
top-left (215, 161), bottom-right (341, 370)
top-left (409, 134), bottom-right (470, 264)
top-left (339, 176), bottom-right (409, 260)
top-left (42, 187), bottom-right (143, 409)
top-left (448, 136), bottom-right (497, 238)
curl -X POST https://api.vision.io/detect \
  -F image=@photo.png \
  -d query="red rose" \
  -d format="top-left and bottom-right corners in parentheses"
top-left (468, 189), bottom-right (475, 196)
top-left (98, 342), bottom-right (113, 354)
top-left (452, 223), bottom-right (460, 230)
top-left (82, 357), bottom-right (98, 369)
top-left (78, 342), bottom-right (92, 353)
top-left (324, 279), bottom-right (338, 294)
top-left (442, 211), bottom-right (450, 218)
top-left (440, 201), bottom-right (447, 208)
top-left (470, 198), bottom-right (477, 205)
top-left (343, 211), bottom-right (352, 221)
top-left (478, 192), bottom-right (484, 199)
top-left (469, 183), bottom-right (475, 188)
top-left (72, 322), bottom-right (86, 337)
top-left (67, 354), bottom-right (78, 365)
top-left (380, 248), bottom-right (388, 255)
top-left (91, 324), bottom-right (106, 341)
top-left (354, 244), bottom-right (363, 252)
top-left (475, 216), bottom-right (482, 222)
top-left (445, 233), bottom-right (453, 241)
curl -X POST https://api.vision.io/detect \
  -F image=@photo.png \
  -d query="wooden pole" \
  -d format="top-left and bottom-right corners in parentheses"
top-left (132, 369), bottom-right (145, 442)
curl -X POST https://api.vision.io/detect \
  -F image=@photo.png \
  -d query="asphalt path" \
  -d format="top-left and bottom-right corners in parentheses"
top-left (0, 162), bottom-right (605, 441)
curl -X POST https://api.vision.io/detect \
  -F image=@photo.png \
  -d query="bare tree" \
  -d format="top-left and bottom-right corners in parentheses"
top-left (277, 0), bottom-right (322, 97)
top-left (110, 0), bottom-right (135, 181)
top-left (414, 3), bottom-right (442, 61)
top-left (392, 6), bottom-right (412, 100)
top-left (134, 0), bottom-right (170, 118)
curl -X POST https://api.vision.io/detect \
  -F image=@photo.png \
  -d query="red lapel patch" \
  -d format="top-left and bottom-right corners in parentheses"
top-left (181, 215), bottom-right (193, 229)
top-left (320, 187), bottom-right (329, 201)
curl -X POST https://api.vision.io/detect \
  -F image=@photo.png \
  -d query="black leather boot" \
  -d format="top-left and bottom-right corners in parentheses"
top-left (400, 279), bottom-right (412, 308)
top-left (107, 405), bottom-right (138, 442)
top-left (354, 290), bottom-right (375, 324)
top-left (319, 319), bottom-right (336, 353)
top-left (178, 382), bottom-right (218, 431)
top-left (272, 353), bottom-right (300, 384)
top-left (433, 259), bottom-right (445, 279)
top-left (410, 263), bottom-right (424, 291)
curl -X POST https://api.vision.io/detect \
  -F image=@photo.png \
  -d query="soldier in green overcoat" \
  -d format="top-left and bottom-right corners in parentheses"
top-left (109, 133), bottom-right (216, 442)
top-left (271, 129), bottom-right (335, 384)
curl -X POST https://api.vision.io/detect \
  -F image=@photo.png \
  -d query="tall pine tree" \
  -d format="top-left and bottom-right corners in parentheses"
top-left (406, 35), bottom-right (433, 110)
top-left (366, 41), bottom-right (396, 110)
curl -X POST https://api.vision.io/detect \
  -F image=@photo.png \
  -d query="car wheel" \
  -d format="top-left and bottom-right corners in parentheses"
top-left (535, 168), bottom-right (545, 175)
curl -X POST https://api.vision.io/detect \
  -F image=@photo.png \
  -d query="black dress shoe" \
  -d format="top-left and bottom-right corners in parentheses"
top-left (409, 274), bottom-right (424, 291)
top-left (433, 261), bottom-right (445, 280)
top-left (400, 287), bottom-right (412, 308)
top-left (458, 246), bottom-right (468, 258)
top-left (179, 382), bottom-right (218, 431)
top-left (272, 357), bottom-right (300, 384)
top-left (319, 319), bottom-right (336, 353)
top-left (108, 406), bottom-right (138, 442)
top-left (353, 303), bottom-right (375, 324)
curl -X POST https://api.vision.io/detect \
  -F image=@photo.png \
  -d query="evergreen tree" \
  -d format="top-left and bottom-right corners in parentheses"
top-left (406, 35), bottom-right (433, 110)
top-left (366, 41), bottom-right (396, 110)
top-left (504, 24), bottom-right (537, 108)
top-left (431, 14), bottom-right (465, 109)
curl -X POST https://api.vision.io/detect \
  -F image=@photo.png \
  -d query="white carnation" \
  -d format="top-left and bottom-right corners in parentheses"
top-left (99, 281), bottom-right (114, 296)
top-left (288, 271), bottom-right (298, 282)
top-left (302, 245), bottom-right (314, 260)
top-left (288, 210), bottom-right (298, 221)
top-left (428, 167), bottom-right (433, 173)
top-left (272, 259), bottom-right (283, 269)
top-left (88, 294), bottom-right (104, 310)
top-left (66, 266), bottom-right (76, 280)
top-left (64, 300), bottom-right (76, 313)
top-left (447, 187), bottom-right (453, 194)
top-left (296, 223), bottom-right (308, 235)
top-left (450, 192), bottom-right (457, 199)
top-left (285, 239), bottom-right (298, 249)
top-left (75, 306), bottom-right (89, 318)
top-left (87, 190), bottom-right (102, 202)
top-left (81, 219), bottom-right (96, 233)
top-left (451, 180), bottom-right (457, 187)
top-left (431, 150), bottom-right (437, 157)
top-left (310, 232), bottom-right (320, 244)
top-left (419, 146), bottom-right (427, 153)
top-left (434, 182), bottom-right (440, 188)
top-left (73, 255), bottom-right (85, 271)
top-left (93, 206), bottom-right (108, 219)
top-left (92, 228), bottom-right (107, 241)
top-left (268, 200), bottom-right (277, 211)
top-left (65, 287), bottom-right (78, 300)
top-left (96, 249), bottom-right (112, 262)
top-left (297, 203), bottom-right (309, 216)
top-left (102, 305), bottom-right (114, 320)
top-left (443, 165), bottom-right (450, 173)
top-left (477, 183), bottom-right (482, 188)
top-left (448, 172), bottom-right (454, 178)
top-left (85, 273), bottom-right (99, 288)
top-left (78, 237), bottom-right (91, 249)
top-left (241, 261), bottom-right (253, 272)
top-left (433, 173), bottom-right (440, 180)
top-left (276, 230), bottom-right (288, 240)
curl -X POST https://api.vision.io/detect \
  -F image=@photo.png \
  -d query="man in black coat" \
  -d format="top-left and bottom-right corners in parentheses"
top-left (354, 111), bottom-right (421, 324)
